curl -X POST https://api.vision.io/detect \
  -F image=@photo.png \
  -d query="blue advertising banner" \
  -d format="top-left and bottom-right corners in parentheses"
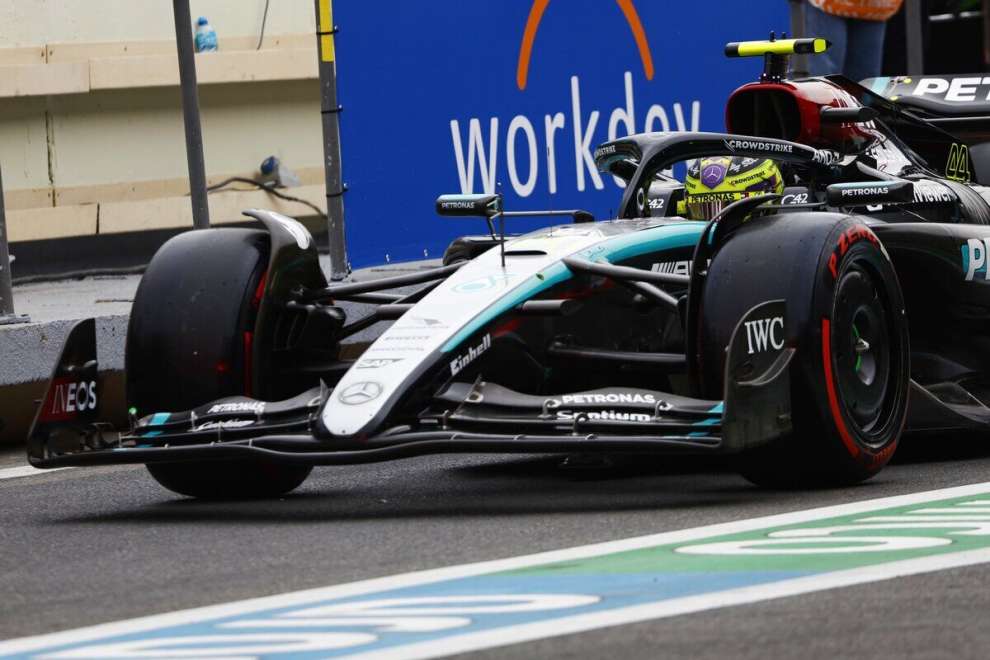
top-left (333, 1), bottom-right (788, 268)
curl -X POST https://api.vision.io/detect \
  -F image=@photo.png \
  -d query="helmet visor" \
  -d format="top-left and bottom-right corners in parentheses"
top-left (687, 198), bottom-right (725, 220)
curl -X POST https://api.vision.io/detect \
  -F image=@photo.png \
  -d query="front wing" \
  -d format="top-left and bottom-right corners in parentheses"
top-left (28, 300), bottom-right (796, 468)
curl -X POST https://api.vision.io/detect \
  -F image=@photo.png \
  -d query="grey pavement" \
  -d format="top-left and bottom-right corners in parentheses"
top-left (11, 276), bottom-right (136, 326)
top-left (1, 437), bottom-right (989, 657)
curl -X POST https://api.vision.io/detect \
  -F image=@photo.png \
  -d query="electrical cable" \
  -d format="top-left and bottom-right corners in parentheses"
top-left (12, 177), bottom-right (326, 285)
top-left (257, 0), bottom-right (270, 50)
top-left (205, 176), bottom-right (328, 219)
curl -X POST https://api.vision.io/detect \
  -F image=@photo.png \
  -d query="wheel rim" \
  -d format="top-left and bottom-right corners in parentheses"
top-left (831, 262), bottom-right (893, 439)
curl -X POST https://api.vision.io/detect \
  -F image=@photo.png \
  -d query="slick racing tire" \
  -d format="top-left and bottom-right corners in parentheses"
top-left (127, 228), bottom-right (312, 499)
top-left (696, 214), bottom-right (909, 488)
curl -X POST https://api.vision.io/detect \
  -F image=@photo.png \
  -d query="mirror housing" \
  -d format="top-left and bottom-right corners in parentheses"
top-left (820, 106), bottom-right (879, 124)
top-left (436, 193), bottom-right (502, 218)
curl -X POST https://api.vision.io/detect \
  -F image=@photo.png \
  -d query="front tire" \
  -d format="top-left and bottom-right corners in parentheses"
top-left (127, 228), bottom-right (312, 499)
top-left (146, 460), bottom-right (310, 499)
top-left (697, 215), bottom-right (909, 488)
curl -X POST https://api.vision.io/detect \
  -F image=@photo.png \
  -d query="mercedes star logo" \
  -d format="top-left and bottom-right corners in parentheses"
top-left (338, 381), bottom-right (383, 405)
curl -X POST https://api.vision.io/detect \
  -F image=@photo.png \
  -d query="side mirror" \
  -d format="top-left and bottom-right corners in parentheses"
top-left (436, 193), bottom-right (502, 218)
top-left (820, 106), bottom-right (879, 124)
top-left (826, 180), bottom-right (914, 206)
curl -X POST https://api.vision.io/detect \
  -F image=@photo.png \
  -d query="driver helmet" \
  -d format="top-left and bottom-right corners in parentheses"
top-left (683, 156), bottom-right (784, 220)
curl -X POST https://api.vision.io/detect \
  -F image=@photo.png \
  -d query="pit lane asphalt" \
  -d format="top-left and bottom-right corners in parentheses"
top-left (2, 437), bottom-right (990, 659)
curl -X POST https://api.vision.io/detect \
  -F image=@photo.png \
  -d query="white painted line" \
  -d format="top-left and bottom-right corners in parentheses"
top-left (3, 480), bottom-right (990, 657)
top-left (0, 465), bottom-right (69, 481)
top-left (343, 548), bottom-right (990, 660)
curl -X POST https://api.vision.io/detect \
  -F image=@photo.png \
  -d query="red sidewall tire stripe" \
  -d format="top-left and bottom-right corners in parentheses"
top-left (821, 317), bottom-right (861, 458)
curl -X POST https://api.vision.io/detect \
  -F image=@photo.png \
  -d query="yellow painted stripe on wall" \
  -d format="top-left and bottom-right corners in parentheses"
top-left (318, 0), bottom-right (335, 62)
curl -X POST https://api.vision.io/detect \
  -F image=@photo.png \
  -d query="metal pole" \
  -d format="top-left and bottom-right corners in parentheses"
top-left (905, 0), bottom-right (925, 75)
top-left (314, 0), bottom-right (349, 280)
top-left (0, 165), bottom-right (29, 325)
top-left (983, 0), bottom-right (990, 69)
top-left (173, 0), bottom-right (210, 229)
top-left (788, 0), bottom-right (809, 78)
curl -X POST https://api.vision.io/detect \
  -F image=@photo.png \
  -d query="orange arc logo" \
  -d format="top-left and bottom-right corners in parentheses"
top-left (516, 0), bottom-right (655, 91)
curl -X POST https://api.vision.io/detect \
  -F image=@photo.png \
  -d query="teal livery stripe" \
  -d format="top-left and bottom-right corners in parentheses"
top-left (148, 412), bottom-right (171, 426)
top-left (139, 412), bottom-right (172, 438)
top-left (441, 222), bottom-right (705, 352)
top-left (689, 403), bottom-right (723, 437)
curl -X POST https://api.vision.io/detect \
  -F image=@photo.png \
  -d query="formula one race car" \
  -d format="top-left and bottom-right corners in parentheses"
top-left (27, 37), bottom-right (990, 497)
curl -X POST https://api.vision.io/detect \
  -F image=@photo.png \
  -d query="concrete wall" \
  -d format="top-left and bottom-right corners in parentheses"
top-left (0, 0), bottom-right (327, 239)
top-left (46, 81), bottom-right (322, 190)
top-left (0, 1), bottom-right (314, 46)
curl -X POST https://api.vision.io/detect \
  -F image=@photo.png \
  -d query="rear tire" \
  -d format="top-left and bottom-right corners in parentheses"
top-left (697, 215), bottom-right (909, 488)
top-left (127, 229), bottom-right (312, 499)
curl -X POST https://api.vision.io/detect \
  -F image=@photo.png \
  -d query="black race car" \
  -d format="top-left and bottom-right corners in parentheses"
top-left (27, 38), bottom-right (990, 497)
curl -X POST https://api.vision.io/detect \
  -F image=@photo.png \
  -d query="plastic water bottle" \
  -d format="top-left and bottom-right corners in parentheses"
top-left (260, 156), bottom-right (301, 188)
top-left (194, 17), bottom-right (218, 53)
